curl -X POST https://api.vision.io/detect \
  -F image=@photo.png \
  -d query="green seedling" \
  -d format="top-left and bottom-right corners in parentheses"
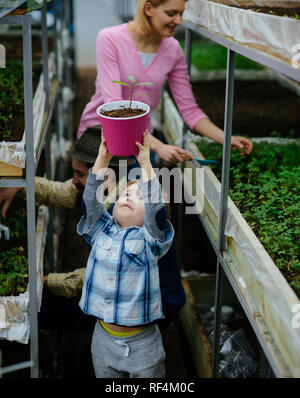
top-left (195, 138), bottom-right (300, 297)
top-left (112, 75), bottom-right (153, 108)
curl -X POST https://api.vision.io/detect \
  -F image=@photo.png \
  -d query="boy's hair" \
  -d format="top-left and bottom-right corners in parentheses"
top-left (133, 0), bottom-right (188, 36)
top-left (127, 179), bottom-right (171, 220)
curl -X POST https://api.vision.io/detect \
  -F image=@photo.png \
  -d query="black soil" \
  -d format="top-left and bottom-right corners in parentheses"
top-left (0, 65), bottom-right (42, 142)
top-left (191, 80), bottom-right (300, 137)
top-left (2, 35), bottom-right (54, 60)
top-left (101, 107), bottom-right (146, 118)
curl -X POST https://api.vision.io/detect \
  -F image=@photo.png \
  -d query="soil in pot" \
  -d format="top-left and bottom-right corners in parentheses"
top-left (100, 107), bottom-right (146, 118)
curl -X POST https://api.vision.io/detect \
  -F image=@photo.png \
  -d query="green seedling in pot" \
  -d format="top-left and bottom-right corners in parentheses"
top-left (112, 76), bottom-right (153, 109)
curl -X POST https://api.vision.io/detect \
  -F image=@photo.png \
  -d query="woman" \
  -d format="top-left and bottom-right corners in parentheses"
top-left (76, 0), bottom-right (252, 333)
top-left (77, 0), bottom-right (253, 162)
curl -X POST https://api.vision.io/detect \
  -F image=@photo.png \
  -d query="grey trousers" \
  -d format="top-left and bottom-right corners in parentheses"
top-left (91, 321), bottom-right (166, 378)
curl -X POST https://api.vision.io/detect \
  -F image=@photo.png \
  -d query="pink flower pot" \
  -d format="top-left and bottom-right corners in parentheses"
top-left (97, 100), bottom-right (150, 156)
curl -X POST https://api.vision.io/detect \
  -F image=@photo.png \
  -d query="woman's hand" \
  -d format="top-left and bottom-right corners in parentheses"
top-left (155, 143), bottom-right (194, 164)
top-left (231, 136), bottom-right (253, 155)
top-left (194, 118), bottom-right (253, 155)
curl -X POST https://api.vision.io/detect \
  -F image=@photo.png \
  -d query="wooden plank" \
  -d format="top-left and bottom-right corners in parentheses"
top-left (0, 161), bottom-right (23, 177)
top-left (179, 278), bottom-right (212, 378)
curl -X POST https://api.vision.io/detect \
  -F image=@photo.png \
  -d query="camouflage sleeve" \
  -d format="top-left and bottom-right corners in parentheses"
top-left (19, 177), bottom-right (78, 208)
top-left (47, 268), bottom-right (86, 298)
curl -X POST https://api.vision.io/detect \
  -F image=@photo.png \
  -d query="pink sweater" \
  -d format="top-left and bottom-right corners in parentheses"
top-left (77, 23), bottom-right (207, 138)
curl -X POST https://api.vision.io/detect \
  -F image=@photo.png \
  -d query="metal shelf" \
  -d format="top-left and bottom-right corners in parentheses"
top-left (0, 0), bottom-right (70, 378)
top-left (182, 21), bottom-right (300, 83)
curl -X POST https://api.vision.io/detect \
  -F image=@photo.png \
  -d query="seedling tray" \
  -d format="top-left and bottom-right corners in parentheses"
top-left (157, 90), bottom-right (300, 377)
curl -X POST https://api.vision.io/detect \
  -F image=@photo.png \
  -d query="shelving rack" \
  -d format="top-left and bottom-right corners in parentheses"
top-left (164, 5), bottom-right (300, 378)
top-left (0, 0), bottom-right (72, 378)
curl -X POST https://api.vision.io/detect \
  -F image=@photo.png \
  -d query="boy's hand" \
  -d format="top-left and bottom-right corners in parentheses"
top-left (136, 131), bottom-right (154, 182)
top-left (98, 132), bottom-right (113, 161)
top-left (135, 130), bottom-right (151, 167)
top-left (92, 132), bottom-right (113, 175)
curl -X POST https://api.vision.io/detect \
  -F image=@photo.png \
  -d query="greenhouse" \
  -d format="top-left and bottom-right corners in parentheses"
top-left (0, 0), bottom-right (299, 382)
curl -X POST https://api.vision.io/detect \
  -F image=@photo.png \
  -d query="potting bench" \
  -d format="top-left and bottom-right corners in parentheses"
top-left (0, 0), bottom-right (74, 378)
top-left (158, 0), bottom-right (300, 378)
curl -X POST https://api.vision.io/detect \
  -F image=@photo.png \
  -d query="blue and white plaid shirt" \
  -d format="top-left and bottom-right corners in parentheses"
top-left (78, 171), bottom-right (174, 326)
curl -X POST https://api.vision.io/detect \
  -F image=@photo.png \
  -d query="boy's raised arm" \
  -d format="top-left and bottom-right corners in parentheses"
top-left (136, 132), bottom-right (174, 251)
top-left (77, 135), bottom-right (113, 244)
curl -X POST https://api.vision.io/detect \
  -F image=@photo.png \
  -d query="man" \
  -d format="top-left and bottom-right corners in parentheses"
top-left (0, 127), bottom-right (186, 331)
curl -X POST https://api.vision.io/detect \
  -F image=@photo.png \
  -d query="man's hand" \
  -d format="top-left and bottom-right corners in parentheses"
top-left (0, 187), bottom-right (21, 218)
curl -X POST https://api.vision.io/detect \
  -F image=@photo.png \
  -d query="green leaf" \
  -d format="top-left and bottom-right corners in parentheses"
top-left (128, 75), bottom-right (136, 84)
top-left (111, 80), bottom-right (131, 88)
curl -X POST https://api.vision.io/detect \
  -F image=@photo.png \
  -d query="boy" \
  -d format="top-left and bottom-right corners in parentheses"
top-left (77, 131), bottom-right (174, 378)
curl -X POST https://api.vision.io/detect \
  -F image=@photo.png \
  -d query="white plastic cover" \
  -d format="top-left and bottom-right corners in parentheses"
top-left (0, 0), bottom-right (26, 18)
top-left (183, 0), bottom-right (300, 66)
top-left (208, 0), bottom-right (300, 7)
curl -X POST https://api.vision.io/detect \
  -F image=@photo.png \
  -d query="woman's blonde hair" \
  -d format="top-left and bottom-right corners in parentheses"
top-left (133, 0), bottom-right (188, 36)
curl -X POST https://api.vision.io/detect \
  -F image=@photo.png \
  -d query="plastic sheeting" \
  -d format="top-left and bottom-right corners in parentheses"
top-left (0, 293), bottom-right (29, 344)
top-left (208, 0), bottom-right (300, 7)
top-left (183, 0), bottom-right (300, 65)
top-left (197, 305), bottom-right (258, 377)
top-left (0, 52), bottom-right (56, 169)
top-left (0, 0), bottom-right (26, 18)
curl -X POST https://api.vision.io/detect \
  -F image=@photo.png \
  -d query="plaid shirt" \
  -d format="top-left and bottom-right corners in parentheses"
top-left (77, 171), bottom-right (174, 326)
